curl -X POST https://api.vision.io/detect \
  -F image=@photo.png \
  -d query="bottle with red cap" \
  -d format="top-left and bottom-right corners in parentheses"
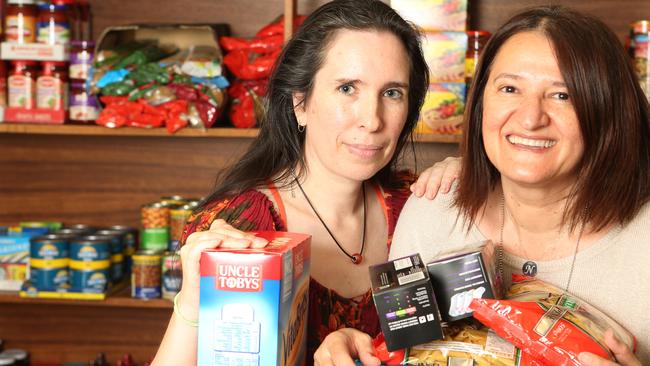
top-left (37, 61), bottom-right (68, 110)
top-left (8, 60), bottom-right (39, 109)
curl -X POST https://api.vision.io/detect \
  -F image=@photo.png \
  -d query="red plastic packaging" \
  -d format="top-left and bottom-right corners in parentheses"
top-left (372, 333), bottom-right (405, 366)
top-left (219, 34), bottom-right (284, 53)
top-left (255, 15), bottom-right (307, 37)
top-left (222, 48), bottom-right (282, 80)
top-left (469, 298), bottom-right (615, 365)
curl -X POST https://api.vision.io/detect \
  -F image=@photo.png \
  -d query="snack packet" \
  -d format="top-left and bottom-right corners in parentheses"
top-left (469, 296), bottom-right (634, 365)
top-left (507, 277), bottom-right (636, 354)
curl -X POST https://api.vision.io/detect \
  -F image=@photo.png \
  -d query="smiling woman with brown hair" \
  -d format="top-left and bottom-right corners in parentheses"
top-left (316, 6), bottom-right (650, 366)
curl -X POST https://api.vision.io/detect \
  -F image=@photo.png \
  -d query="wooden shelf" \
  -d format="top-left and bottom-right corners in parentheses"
top-left (0, 289), bottom-right (172, 309)
top-left (415, 133), bottom-right (463, 143)
top-left (0, 122), bottom-right (462, 143)
top-left (0, 123), bottom-right (260, 138)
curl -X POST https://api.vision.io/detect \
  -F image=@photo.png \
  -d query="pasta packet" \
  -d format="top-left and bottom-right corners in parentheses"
top-left (402, 321), bottom-right (528, 366)
top-left (469, 295), bottom-right (636, 365)
top-left (507, 277), bottom-right (636, 354)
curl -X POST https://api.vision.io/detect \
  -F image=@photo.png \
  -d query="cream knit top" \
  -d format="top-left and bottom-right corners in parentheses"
top-left (389, 190), bottom-right (650, 362)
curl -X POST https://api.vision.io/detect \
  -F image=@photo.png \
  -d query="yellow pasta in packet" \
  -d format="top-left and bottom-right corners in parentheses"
top-left (403, 321), bottom-right (527, 366)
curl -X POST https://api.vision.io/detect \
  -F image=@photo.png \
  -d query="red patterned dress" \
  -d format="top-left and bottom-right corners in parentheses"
top-left (180, 178), bottom-right (412, 364)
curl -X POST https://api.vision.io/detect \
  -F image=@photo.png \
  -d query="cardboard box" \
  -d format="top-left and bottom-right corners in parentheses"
top-left (198, 232), bottom-right (310, 366)
top-left (391, 0), bottom-right (467, 32)
top-left (369, 253), bottom-right (443, 351)
top-left (0, 234), bottom-right (30, 291)
top-left (426, 242), bottom-right (502, 323)
top-left (1, 42), bottom-right (69, 61)
top-left (4, 108), bottom-right (66, 124)
top-left (416, 83), bottom-right (465, 135)
top-left (422, 32), bottom-right (467, 83)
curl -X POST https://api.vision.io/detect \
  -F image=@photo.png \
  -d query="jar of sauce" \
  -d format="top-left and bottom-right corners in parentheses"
top-left (36, 2), bottom-right (71, 45)
top-left (5, 0), bottom-right (38, 44)
top-left (465, 30), bottom-right (490, 93)
top-left (37, 61), bottom-right (68, 110)
top-left (69, 80), bottom-right (99, 123)
top-left (70, 40), bottom-right (94, 81)
top-left (8, 60), bottom-right (38, 109)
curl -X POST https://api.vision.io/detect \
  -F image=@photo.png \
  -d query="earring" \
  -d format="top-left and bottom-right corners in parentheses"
top-left (297, 122), bottom-right (306, 133)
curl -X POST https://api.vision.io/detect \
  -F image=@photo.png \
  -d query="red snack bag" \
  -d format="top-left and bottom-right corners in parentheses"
top-left (255, 15), bottom-right (307, 37)
top-left (372, 333), bottom-right (405, 366)
top-left (222, 48), bottom-right (282, 80)
top-left (219, 35), bottom-right (284, 54)
top-left (469, 298), bottom-right (617, 365)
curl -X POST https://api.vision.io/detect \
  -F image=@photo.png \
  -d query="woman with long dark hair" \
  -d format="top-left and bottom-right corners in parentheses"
top-left (152, 1), bottom-right (461, 364)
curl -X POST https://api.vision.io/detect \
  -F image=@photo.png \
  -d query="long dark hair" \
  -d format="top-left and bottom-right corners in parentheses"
top-left (201, 0), bottom-right (429, 206)
top-left (455, 5), bottom-right (650, 231)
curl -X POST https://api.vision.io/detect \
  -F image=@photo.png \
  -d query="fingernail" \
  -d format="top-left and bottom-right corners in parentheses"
top-left (252, 237), bottom-right (268, 246)
top-left (578, 352), bottom-right (593, 364)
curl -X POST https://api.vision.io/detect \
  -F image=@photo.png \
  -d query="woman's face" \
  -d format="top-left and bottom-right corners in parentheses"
top-left (295, 29), bottom-right (410, 182)
top-left (482, 31), bottom-right (584, 189)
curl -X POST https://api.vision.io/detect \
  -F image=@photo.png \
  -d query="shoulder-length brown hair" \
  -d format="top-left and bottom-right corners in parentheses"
top-left (455, 5), bottom-right (650, 231)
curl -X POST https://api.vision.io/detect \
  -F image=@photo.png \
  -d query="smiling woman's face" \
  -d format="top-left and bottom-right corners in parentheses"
top-left (482, 31), bottom-right (584, 189)
top-left (294, 28), bottom-right (410, 182)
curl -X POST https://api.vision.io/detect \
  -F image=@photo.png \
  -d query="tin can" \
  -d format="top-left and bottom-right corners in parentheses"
top-left (106, 225), bottom-right (138, 275)
top-left (169, 203), bottom-right (193, 251)
top-left (141, 202), bottom-right (170, 252)
top-left (29, 234), bottom-right (69, 291)
top-left (69, 235), bottom-right (111, 293)
top-left (132, 250), bottom-right (162, 299)
top-left (55, 227), bottom-right (88, 238)
top-left (62, 223), bottom-right (96, 235)
top-left (160, 195), bottom-right (186, 206)
top-left (95, 229), bottom-right (125, 283)
top-left (161, 251), bottom-right (182, 300)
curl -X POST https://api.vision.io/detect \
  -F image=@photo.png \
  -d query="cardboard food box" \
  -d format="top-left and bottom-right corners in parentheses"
top-left (0, 234), bottom-right (30, 291)
top-left (416, 83), bottom-right (465, 135)
top-left (198, 231), bottom-right (311, 366)
top-left (426, 241), bottom-right (502, 323)
top-left (391, 0), bottom-right (468, 32)
top-left (422, 32), bottom-right (467, 83)
top-left (369, 253), bottom-right (443, 351)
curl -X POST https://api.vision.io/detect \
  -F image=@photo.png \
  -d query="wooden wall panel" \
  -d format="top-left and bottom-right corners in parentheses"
top-left (0, 301), bottom-right (170, 364)
top-left (0, 135), bottom-right (251, 227)
top-left (0, 134), bottom-right (456, 228)
top-left (87, 0), bottom-right (650, 41)
top-left (470, 0), bottom-right (650, 41)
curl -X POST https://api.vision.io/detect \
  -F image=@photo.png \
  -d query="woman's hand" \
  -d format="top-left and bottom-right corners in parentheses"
top-left (411, 156), bottom-right (462, 199)
top-left (175, 219), bottom-right (268, 321)
top-left (578, 329), bottom-right (641, 366)
top-left (314, 328), bottom-right (380, 366)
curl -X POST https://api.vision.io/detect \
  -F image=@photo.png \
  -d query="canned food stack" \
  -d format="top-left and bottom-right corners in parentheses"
top-left (133, 195), bottom-right (197, 300)
top-left (0, 0), bottom-right (93, 124)
top-left (22, 223), bottom-right (137, 297)
top-left (391, 0), bottom-right (471, 136)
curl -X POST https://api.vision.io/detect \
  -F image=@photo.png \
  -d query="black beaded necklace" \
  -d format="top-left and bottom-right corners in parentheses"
top-left (294, 177), bottom-right (366, 264)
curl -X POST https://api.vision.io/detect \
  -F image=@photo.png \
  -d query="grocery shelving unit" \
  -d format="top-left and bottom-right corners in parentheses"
top-left (0, 0), bottom-right (647, 363)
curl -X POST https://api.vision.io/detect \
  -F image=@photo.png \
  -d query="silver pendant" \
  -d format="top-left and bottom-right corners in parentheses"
top-left (522, 261), bottom-right (538, 277)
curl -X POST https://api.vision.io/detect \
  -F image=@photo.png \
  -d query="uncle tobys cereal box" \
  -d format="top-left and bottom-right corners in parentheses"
top-left (198, 231), bottom-right (311, 366)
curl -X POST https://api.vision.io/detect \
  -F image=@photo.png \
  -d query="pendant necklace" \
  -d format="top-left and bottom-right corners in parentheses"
top-left (294, 177), bottom-right (366, 265)
top-left (498, 194), bottom-right (587, 292)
